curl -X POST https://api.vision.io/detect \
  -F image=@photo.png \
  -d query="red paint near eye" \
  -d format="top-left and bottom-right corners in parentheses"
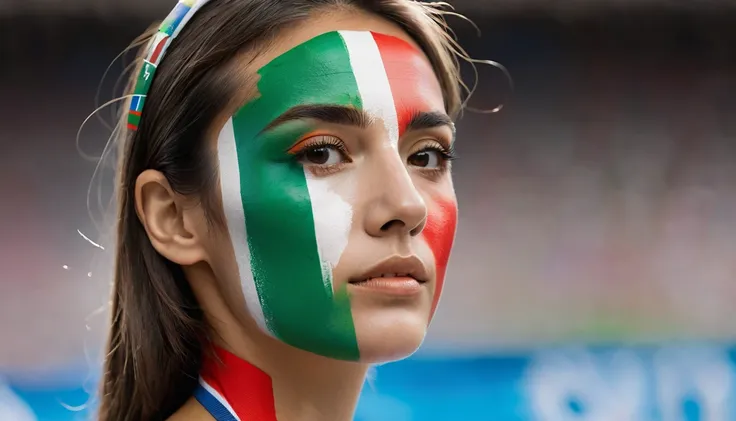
top-left (370, 32), bottom-right (444, 137)
top-left (423, 198), bottom-right (458, 321)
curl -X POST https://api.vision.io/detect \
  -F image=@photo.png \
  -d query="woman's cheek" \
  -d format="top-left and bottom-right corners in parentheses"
top-left (422, 196), bottom-right (458, 321)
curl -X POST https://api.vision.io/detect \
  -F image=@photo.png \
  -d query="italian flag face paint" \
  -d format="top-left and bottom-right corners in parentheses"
top-left (217, 30), bottom-right (456, 360)
top-left (424, 198), bottom-right (458, 320)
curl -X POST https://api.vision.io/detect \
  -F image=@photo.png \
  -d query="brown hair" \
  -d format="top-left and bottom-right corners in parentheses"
top-left (100, 1), bottom-right (466, 420)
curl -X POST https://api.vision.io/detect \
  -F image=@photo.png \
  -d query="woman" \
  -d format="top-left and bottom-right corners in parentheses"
top-left (100, 0), bottom-right (463, 419)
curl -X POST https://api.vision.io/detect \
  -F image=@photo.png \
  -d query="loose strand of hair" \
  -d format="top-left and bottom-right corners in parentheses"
top-left (77, 97), bottom-right (128, 235)
top-left (420, 2), bottom-right (513, 115)
top-left (93, 28), bottom-right (157, 132)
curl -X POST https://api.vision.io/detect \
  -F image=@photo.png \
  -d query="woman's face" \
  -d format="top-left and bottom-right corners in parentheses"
top-left (207, 11), bottom-right (457, 363)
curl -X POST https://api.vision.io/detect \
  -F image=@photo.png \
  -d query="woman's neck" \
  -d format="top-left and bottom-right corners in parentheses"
top-left (192, 269), bottom-right (369, 421)
top-left (210, 329), bottom-right (369, 421)
top-left (260, 344), bottom-right (368, 421)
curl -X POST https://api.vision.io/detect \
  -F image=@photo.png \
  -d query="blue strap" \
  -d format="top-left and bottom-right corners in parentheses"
top-left (193, 384), bottom-right (239, 421)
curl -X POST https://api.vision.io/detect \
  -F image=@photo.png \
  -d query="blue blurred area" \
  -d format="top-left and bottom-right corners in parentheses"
top-left (6, 345), bottom-right (736, 421)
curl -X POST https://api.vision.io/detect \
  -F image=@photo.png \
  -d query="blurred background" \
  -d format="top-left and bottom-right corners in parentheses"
top-left (1, 0), bottom-right (736, 420)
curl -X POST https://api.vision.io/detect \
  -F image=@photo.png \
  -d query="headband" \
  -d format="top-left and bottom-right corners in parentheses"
top-left (127, 0), bottom-right (213, 131)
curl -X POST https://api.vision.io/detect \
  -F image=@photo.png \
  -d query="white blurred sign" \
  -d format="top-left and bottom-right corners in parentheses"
top-left (0, 380), bottom-right (37, 421)
top-left (525, 346), bottom-right (735, 421)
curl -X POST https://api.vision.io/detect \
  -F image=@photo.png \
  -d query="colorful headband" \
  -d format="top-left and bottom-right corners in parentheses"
top-left (127, 0), bottom-right (213, 131)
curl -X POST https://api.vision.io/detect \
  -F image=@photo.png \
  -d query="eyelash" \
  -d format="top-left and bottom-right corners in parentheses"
top-left (418, 143), bottom-right (457, 162)
top-left (290, 135), bottom-right (351, 175)
top-left (290, 136), bottom-right (457, 176)
top-left (411, 141), bottom-right (457, 175)
top-left (294, 134), bottom-right (340, 147)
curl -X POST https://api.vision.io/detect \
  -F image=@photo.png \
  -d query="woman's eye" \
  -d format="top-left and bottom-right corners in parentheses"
top-left (299, 145), bottom-right (346, 166)
top-left (408, 149), bottom-right (442, 169)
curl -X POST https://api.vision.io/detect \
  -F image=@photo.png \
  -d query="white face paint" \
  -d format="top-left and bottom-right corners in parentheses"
top-left (339, 30), bottom-right (400, 150)
top-left (305, 171), bottom-right (354, 294)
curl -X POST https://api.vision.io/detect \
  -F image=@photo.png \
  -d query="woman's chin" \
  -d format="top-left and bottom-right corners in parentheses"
top-left (353, 307), bottom-right (430, 363)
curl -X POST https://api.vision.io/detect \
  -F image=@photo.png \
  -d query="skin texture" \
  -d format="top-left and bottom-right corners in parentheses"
top-left (135, 6), bottom-right (457, 421)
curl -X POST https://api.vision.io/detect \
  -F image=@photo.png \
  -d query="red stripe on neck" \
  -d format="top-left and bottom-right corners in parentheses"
top-left (200, 346), bottom-right (278, 420)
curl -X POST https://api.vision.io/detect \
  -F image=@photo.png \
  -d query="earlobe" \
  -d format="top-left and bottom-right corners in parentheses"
top-left (134, 170), bottom-right (208, 266)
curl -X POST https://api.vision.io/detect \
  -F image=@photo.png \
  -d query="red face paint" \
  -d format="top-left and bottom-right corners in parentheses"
top-left (371, 33), bottom-right (456, 321)
top-left (423, 198), bottom-right (458, 321)
top-left (371, 32), bottom-right (444, 136)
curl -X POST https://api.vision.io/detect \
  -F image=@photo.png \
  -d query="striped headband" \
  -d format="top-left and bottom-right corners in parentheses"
top-left (127, 0), bottom-right (213, 131)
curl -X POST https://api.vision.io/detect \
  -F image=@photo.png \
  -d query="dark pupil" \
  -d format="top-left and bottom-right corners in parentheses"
top-left (306, 147), bottom-right (330, 164)
top-left (409, 151), bottom-right (430, 167)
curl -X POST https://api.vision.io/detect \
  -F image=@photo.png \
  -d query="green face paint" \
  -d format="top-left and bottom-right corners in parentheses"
top-left (218, 31), bottom-right (363, 360)
top-left (216, 30), bottom-right (440, 360)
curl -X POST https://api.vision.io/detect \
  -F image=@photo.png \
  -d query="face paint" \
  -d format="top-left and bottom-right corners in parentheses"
top-left (371, 31), bottom-right (456, 321)
top-left (195, 346), bottom-right (277, 420)
top-left (371, 32), bottom-right (444, 139)
top-left (217, 30), bottom-right (447, 360)
top-left (423, 198), bottom-right (458, 321)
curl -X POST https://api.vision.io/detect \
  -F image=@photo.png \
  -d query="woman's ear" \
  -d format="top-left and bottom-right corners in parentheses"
top-left (134, 169), bottom-right (209, 266)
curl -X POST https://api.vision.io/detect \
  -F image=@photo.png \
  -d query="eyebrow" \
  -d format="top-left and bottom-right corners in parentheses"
top-left (261, 105), bottom-right (368, 134)
top-left (406, 111), bottom-right (455, 134)
top-left (261, 105), bottom-right (455, 135)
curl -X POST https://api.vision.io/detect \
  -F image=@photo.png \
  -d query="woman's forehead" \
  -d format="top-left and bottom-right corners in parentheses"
top-left (228, 30), bottom-right (445, 144)
top-left (251, 8), bottom-right (423, 70)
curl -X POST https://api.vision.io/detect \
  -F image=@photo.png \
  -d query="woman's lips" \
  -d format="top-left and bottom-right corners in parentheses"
top-left (348, 275), bottom-right (424, 296)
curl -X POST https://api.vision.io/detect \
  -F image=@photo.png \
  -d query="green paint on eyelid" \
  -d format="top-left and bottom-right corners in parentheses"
top-left (229, 31), bottom-right (362, 360)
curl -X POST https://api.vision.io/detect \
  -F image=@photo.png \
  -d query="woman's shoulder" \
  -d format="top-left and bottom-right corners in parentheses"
top-left (167, 397), bottom-right (215, 421)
